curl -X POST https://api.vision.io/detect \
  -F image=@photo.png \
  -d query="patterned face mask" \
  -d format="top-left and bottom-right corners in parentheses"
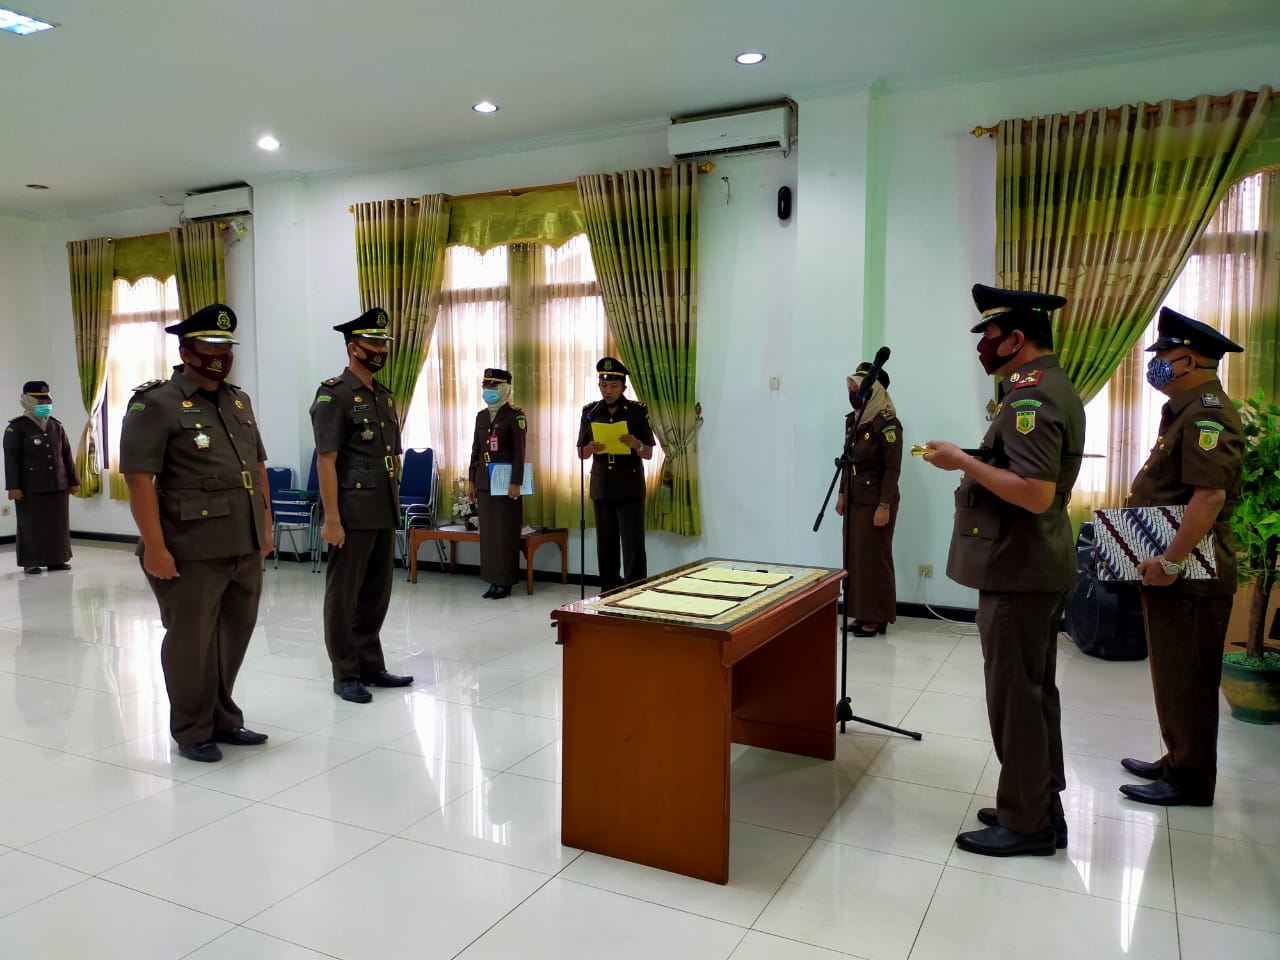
top-left (1145, 353), bottom-right (1192, 390)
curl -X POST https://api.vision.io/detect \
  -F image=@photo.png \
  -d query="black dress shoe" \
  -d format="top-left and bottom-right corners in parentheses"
top-left (482, 584), bottom-right (499, 598)
top-left (955, 824), bottom-right (1057, 857)
top-left (333, 678), bottom-right (373, 703)
top-left (23, 566), bottom-right (41, 575)
top-left (1120, 757), bottom-right (1163, 781)
top-left (47, 563), bottom-right (71, 571)
top-left (212, 726), bottom-right (269, 746)
top-left (177, 740), bottom-right (223, 763)
top-left (486, 585), bottom-right (511, 599)
top-left (361, 670), bottom-right (414, 688)
top-left (977, 807), bottom-right (1068, 849)
top-left (1119, 780), bottom-right (1212, 807)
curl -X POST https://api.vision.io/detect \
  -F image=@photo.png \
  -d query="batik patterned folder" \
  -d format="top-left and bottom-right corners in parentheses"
top-left (1092, 506), bottom-right (1217, 581)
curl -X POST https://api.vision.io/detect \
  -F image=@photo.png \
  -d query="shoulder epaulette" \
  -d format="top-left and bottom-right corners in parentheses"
top-left (131, 379), bottom-right (166, 393)
top-left (322, 376), bottom-right (344, 388)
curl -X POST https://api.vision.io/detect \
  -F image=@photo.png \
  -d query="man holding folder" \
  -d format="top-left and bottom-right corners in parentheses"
top-left (577, 357), bottom-right (656, 591)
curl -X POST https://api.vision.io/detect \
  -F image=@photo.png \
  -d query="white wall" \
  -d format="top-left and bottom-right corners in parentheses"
top-left (11, 38), bottom-right (1279, 606)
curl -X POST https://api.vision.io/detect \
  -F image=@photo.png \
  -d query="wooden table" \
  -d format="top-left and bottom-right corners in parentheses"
top-left (551, 559), bottom-right (843, 884)
top-left (407, 526), bottom-right (568, 595)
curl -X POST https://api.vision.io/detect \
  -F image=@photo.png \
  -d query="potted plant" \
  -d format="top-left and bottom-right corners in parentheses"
top-left (450, 476), bottom-right (478, 530)
top-left (1222, 390), bottom-right (1280, 723)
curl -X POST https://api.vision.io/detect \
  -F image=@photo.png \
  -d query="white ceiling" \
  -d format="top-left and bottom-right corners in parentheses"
top-left (3, 0), bottom-right (1278, 218)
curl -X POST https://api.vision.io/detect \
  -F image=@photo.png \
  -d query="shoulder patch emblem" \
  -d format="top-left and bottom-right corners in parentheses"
top-left (315, 394), bottom-right (332, 404)
top-left (883, 426), bottom-right (897, 444)
top-left (1015, 410), bottom-right (1036, 435)
top-left (516, 414), bottom-right (527, 430)
top-left (128, 402), bottom-right (146, 412)
top-left (1201, 394), bottom-right (1223, 409)
top-left (1196, 420), bottom-right (1222, 451)
top-left (1013, 370), bottom-right (1042, 390)
top-left (1009, 398), bottom-right (1042, 408)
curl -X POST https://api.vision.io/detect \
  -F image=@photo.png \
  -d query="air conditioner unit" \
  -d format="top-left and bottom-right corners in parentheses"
top-left (667, 102), bottom-right (795, 159)
top-left (182, 186), bottom-right (253, 221)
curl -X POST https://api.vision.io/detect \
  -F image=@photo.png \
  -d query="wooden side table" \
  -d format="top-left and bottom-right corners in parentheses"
top-left (408, 526), bottom-right (568, 595)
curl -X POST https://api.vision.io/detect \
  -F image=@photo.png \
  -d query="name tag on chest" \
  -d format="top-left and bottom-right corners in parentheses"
top-left (489, 434), bottom-right (499, 452)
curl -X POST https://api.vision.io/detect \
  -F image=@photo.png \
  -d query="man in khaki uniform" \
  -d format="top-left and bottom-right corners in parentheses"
top-left (121, 304), bottom-right (272, 763)
top-left (311, 308), bottom-right (413, 704)
top-left (576, 357), bottom-right (655, 591)
top-left (1119, 308), bottom-right (1244, 807)
top-left (925, 285), bottom-right (1085, 857)
top-left (468, 367), bottom-right (526, 599)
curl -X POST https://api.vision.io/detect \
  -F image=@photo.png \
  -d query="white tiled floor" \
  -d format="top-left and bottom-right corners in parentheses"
top-left (0, 542), bottom-right (1277, 959)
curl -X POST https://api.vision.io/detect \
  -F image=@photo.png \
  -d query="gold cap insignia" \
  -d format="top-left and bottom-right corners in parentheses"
top-left (216, 310), bottom-right (232, 330)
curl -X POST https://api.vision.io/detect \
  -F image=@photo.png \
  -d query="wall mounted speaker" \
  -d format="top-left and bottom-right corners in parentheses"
top-left (777, 185), bottom-right (792, 221)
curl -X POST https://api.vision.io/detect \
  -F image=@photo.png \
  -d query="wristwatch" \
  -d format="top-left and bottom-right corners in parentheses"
top-left (878, 502), bottom-right (892, 510)
top-left (1157, 555), bottom-right (1184, 576)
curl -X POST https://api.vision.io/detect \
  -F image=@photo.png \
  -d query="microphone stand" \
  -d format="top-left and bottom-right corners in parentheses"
top-left (814, 388), bottom-right (922, 741)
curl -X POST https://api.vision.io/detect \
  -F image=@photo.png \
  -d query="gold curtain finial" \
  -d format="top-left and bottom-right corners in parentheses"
top-left (971, 125), bottom-right (996, 139)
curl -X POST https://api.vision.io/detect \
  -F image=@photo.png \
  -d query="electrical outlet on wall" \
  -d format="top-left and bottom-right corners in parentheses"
top-left (918, 564), bottom-right (933, 579)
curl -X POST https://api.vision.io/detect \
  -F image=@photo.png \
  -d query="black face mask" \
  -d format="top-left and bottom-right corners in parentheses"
top-left (976, 333), bottom-right (1015, 375)
top-left (352, 344), bottom-right (388, 373)
top-left (188, 349), bottom-right (233, 382)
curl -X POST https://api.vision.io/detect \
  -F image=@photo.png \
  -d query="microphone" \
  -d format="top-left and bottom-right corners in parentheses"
top-left (855, 346), bottom-right (891, 403)
top-left (583, 399), bottom-right (607, 422)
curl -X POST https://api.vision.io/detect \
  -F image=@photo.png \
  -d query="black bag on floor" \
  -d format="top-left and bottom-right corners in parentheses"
top-left (1065, 521), bottom-right (1148, 661)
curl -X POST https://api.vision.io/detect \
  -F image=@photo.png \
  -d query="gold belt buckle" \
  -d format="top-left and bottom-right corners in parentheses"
top-left (241, 470), bottom-right (253, 490)
top-left (384, 456), bottom-right (394, 474)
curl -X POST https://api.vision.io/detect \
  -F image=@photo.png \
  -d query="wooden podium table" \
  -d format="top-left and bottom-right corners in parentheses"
top-left (551, 559), bottom-right (843, 884)
top-left (408, 526), bottom-right (568, 594)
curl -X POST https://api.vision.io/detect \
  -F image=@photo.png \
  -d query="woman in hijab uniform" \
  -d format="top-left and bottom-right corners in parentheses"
top-left (4, 381), bottom-right (80, 573)
top-left (834, 362), bottom-right (903, 637)
top-left (467, 368), bottom-right (527, 599)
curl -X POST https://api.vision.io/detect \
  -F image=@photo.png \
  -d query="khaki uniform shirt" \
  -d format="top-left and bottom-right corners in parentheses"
top-left (309, 369), bottom-right (402, 530)
top-left (577, 397), bottom-right (656, 501)
top-left (120, 370), bottom-right (269, 562)
top-left (946, 355), bottom-right (1085, 593)
top-left (470, 404), bottom-right (526, 492)
top-left (1126, 378), bottom-right (1243, 597)
top-left (842, 411), bottom-right (903, 505)
top-left (4, 415), bottom-right (79, 493)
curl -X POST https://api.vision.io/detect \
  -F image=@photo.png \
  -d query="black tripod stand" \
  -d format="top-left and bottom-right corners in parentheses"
top-left (814, 349), bottom-right (922, 740)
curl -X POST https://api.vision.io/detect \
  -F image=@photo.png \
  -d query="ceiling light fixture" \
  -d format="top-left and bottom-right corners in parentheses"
top-left (257, 135), bottom-right (280, 151)
top-left (735, 52), bottom-right (765, 65)
top-left (472, 101), bottom-right (499, 114)
top-left (0, 7), bottom-right (55, 35)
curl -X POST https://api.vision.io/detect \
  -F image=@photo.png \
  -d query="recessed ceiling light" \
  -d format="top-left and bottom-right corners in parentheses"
top-left (0, 7), bottom-right (56, 35)
top-left (257, 135), bottom-right (280, 151)
top-left (472, 101), bottom-right (499, 114)
top-left (25, 183), bottom-right (48, 190)
top-left (735, 52), bottom-right (766, 65)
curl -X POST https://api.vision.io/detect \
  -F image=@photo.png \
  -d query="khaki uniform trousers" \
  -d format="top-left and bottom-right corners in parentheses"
top-left (978, 589), bottom-right (1067, 834)
top-left (323, 527), bottom-right (393, 682)
top-left (1140, 590), bottom-right (1231, 802)
top-left (145, 553), bottom-right (261, 746)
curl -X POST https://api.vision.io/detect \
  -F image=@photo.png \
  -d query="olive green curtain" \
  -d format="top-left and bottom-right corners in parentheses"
top-left (996, 86), bottom-right (1272, 404)
top-left (577, 164), bottom-right (701, 535)
top-left (169, 222), bottom-right (226, 315)
top-left (448, 188), bottom-right (585, 252)
top-left (65, 238), bottom-right (115, 498)
top-left (111, 234), bottom-right (173, 283)
top-left (353, 195), bottom-right (451, 419)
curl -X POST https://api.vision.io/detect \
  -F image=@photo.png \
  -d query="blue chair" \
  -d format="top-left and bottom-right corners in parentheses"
top-left (398, 447), bottom-right (445, 574)
top-left (269, 454), bottom-right (322, 571)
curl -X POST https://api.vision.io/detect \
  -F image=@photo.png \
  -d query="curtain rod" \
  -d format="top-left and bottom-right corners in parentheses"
top-left (96, 221), bottom-right (231, 244)
top-left (347, 161), bottom-right (716, 212)
top-left (970, 88), bottom-right (1278, 138)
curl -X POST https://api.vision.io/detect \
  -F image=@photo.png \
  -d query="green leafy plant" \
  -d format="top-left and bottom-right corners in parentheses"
top-left (1229, 390), bottom-right (1280, 666)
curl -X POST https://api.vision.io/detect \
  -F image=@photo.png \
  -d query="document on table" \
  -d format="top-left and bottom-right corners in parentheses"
top-left (656, 576), bottom-right (766, 600)
top-left (687, 567), bottom-right (792, 586)
top-left (590, 420), bottom-right (631, 455)
top-left (488, 462), bottom-right (534, 496)
top-left (613, 590), bottom-right (737, 618)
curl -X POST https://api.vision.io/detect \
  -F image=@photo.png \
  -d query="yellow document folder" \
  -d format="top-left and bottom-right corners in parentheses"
top-left (590, 420), bottom-right (631, 455)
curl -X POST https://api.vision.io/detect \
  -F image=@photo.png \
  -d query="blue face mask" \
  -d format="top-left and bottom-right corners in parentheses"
top-left (482, 388), bottom-right (500, 404)
top-left (1145, 354), bottom-right (1191, 390)
top-left (34, 403), bottom-right (52, 417)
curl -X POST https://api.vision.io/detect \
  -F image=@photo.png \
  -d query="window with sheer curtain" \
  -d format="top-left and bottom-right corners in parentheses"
top-left (1074, 171), bottom-right (1273, 514)
top-left (104, 276), bottom-right (181, 498)
top-left (400, 234), bottom-right (616, 527)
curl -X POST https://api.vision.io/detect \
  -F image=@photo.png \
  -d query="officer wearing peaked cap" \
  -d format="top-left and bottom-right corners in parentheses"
top-left (1118, 307), bottom-right (1244, 809)
top-left (119, 303), bottom-right (273, 762)
top-left (311, 307), bottom-right (413, 704)
top-left (468, 367), bottom-right (527, 598)
top-left (577, 357), bottom-right (656, 591)
top-left (924, 284), bottom-right (1085, 857)
top-left (5, 379), bottom-right (79, 573)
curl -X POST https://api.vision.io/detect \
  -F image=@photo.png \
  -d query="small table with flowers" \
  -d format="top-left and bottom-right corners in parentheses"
top-left (408, 525), bottom-right (568, 594)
